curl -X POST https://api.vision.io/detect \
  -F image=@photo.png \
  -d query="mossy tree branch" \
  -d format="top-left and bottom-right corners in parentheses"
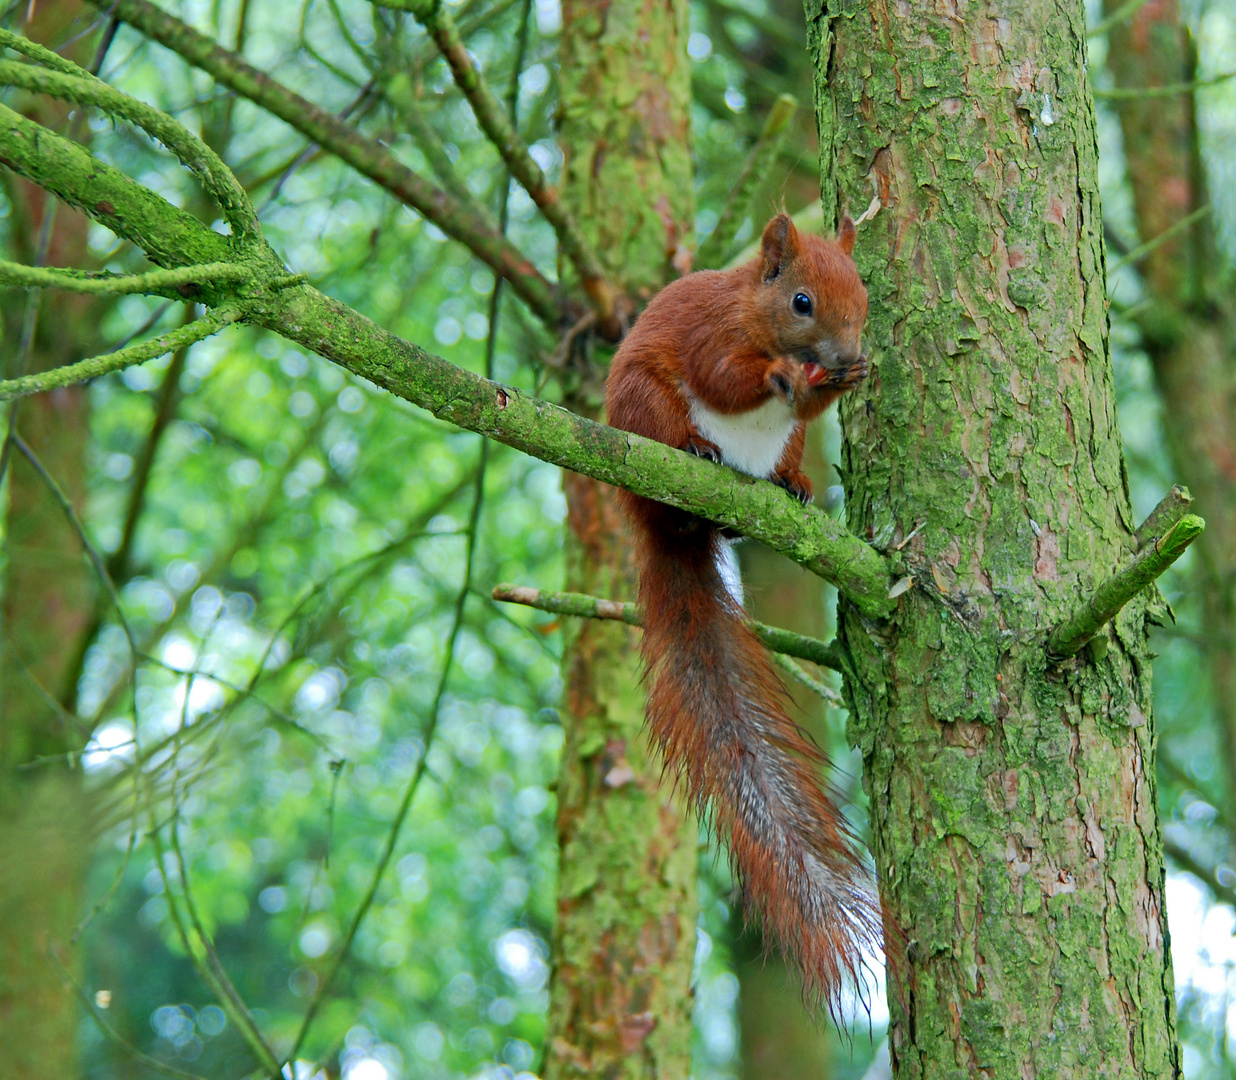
top-left (0, 45), bottom-right (257, 241)
top-left (1047, 514), bottom-right (1205, 661)
top-left (81, 0), bottom-right (566, 328)
top-left (491, 584), bottom-right (847, 668)
top-left (0, 260), bottom-right (253, 299)
top-left (1134, 484), bottom-right (1193, 549)
top-left (0, 70), bottom-right (895, 617)
top-left (262, 285), bottom-right (896, 616)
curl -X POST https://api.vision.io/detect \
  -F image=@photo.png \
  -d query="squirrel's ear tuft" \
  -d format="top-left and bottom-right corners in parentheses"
top-left (761, 213), bottom-right (796, 281)
top-left (837, 214), bottom-right (857, 255)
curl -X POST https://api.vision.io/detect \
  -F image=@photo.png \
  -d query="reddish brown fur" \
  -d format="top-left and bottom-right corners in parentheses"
top-left (605, 214), bottom-right (881, 1011)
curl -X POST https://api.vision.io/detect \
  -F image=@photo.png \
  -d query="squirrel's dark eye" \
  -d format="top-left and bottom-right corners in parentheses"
top-left (792, 293), bottom-right (812, 316)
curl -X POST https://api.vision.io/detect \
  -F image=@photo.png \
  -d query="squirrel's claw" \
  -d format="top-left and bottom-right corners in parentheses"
top-left (685, 436), bottom-right (723, 463)
top-left (772, 470), bottom-right (814, 505)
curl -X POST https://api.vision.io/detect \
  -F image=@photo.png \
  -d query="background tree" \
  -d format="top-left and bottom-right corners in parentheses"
top-left (544, 0), bottom-right (698, 1074)
top-left (0, 4), bottom-right (116, 1074)
top-left (1096, 0), bottom-right (1236, 1065)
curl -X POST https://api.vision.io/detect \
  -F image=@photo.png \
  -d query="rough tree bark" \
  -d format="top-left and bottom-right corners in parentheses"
top-left (1102, 0), bottom-right (1236, 804)
top-left (544, 0), bottom-right (699, 1075)
top-left (807, 1), bottom-right (1182, 1075)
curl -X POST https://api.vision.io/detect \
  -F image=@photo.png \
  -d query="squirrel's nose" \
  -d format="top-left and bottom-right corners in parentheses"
top-left (833, 343), bottom-right (865, 367)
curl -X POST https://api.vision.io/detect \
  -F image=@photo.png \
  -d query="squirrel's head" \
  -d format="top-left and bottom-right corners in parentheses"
top-left (753, 212), bottom-right (869, 384)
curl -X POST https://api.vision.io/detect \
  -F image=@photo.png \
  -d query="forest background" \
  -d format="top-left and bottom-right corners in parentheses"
top-left (1, 0), bottom-right (1235, 1077)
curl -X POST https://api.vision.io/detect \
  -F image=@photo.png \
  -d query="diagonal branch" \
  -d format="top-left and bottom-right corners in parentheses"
top-left (378, 75), bottom-right (499, 229)
top-left (81, 0), bottom-right (565, 327)
top-left (402, 0), bottom-right (618, 327)
top-left (1107, 204), bottom-right (1212, 275)
top-left (47, 946), bottom-right (210, 1080)
top-left (259, 284), bottom-right (895, 616)
top-left (0, 73), bottom-right (896, 619)
top-left (1047, 514), bottom-right (1205, 661)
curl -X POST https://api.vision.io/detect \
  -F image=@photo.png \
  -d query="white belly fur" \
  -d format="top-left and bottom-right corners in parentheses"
top-left (688, 395), bottom-right (797, 479)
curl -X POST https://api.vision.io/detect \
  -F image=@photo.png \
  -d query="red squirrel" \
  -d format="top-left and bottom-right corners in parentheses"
top-left (604, 212), bottom-right (880, 1009)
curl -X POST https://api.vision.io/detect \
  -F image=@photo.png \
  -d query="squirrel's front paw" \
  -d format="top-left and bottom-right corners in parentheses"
top-left (685, 435), bottom-right (723, 463)
top-left (766, 358), bottom-right (806, 407)
top-left (772, 469), bottom-right (814, 505)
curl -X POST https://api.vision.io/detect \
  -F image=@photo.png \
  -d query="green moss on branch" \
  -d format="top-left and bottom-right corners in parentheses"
top-left (1134, 484), bottom-right (1193, 549)
top-left (260, 282), bottom-right (894, 614)
top-left (0, 101), bottom-right (234, 270)
top-left (0, 51), bottom-right (256, 240)
top-left (0, 260), bottom-right (253, 298)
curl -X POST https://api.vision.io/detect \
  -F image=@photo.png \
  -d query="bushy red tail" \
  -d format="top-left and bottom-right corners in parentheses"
top-left (629, 497), bottom-right (882, 1011)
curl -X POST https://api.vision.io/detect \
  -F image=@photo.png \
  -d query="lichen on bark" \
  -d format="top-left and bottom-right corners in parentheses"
top-left (806, 0), bottom-right (1183, 1074)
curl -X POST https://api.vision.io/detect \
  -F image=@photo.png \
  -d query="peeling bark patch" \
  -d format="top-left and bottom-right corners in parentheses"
top-left (1034, 526), bottom-right (1060, 580)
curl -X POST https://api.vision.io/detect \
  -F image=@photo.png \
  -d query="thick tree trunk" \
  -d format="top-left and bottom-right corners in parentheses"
top-left (806, 1), bottom-right (1182, 1075)
top-left (1102, 0), bottom-right (1236, 805)
top-left (544, 1), bottom-right (698, 1075)
top-left (0, 8), bottom-right (101, 1077)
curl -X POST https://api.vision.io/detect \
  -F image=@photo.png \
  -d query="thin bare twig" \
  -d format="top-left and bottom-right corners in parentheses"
top-left (405, 0), bottom-right (618, 328)
top-left (491, 584), bottom-right (846, 669)
top-left (46, 945), bottom-right (210, 1080)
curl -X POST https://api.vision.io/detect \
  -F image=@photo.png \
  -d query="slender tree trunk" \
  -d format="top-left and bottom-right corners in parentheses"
top-left (0, 7), bottom-right (102, 1076)
top-left (807, 1), bottom-right (1182, 1075)
top-left (544, 2), bottom-right (698, 1075)
top-left (1102, 0), bottom-right (1236, 803)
